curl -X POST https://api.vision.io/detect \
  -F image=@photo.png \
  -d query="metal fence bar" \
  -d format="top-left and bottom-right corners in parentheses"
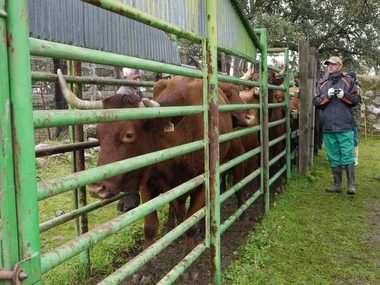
top-left (0, 0), bottom-right (20, 277)
top-left (156, 242), bottom-right (207, 285)
top-left (33, 106), bottom-right (204, 129)
top-left (98, 211), bottom-right (206, 285)
top-left (31, 72), bottom-right (156, 88)
top-left (6, 0), bottom-right (42, 283)
top-left (220, 185), bottom-right (262, 235)
top-left (256, 28), bottom-right (270, 214)
top-left (39, 193), bottom-right (127, 233)
top-left (0, 1), bottom-right (296, 284)
top-left (37, 141), bottom-right (205, 201)
top-left (40, 175), bottom-right (205, 274)
top-left (82, 0), bottom-right (204, 44)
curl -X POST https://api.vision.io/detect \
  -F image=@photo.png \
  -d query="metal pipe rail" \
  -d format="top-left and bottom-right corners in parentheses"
top-left (0, 0), bottom-right (297, 284)
top-left (35, 140), bottom-right (100, 157)
top-left (40, 174), bottom-right (206, 274)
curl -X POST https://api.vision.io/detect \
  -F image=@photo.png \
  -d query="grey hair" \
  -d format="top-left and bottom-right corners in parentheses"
top-left (122, 67), bottom-right (141, 77)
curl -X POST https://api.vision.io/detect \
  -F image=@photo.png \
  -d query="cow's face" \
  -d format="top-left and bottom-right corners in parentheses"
top-left (274, 90), bottom-right (285, 103)
top-left (56, 71), bottom-right (171, 199)
top-left (251, 70), bottom-right (285, 100)
top-left (219, 82), bottom-right (256, 127)
top-left (88, 119), bottom-right (150, 199)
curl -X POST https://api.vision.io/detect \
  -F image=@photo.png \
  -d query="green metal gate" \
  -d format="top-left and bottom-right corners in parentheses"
top-left (0, 0), bottom-right (295, 284)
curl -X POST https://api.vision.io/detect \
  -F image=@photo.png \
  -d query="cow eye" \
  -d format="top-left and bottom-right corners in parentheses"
top-left (126, 133), bottom-right (134, 139)
top-left (121, 132), bottom-right (135, 143)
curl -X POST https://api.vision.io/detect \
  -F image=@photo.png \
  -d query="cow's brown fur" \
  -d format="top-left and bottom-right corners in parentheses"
top-left (240, 69), bottom-right (287, 190)
top-left (90, 76), bottom-right (242, 282)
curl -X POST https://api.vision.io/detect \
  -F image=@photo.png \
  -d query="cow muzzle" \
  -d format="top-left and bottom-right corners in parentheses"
top-left (89, 183), bottom-right (114, 199)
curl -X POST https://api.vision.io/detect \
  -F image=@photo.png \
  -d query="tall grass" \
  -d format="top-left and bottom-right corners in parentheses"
top-left (222, 133), bottom-right (380, 285)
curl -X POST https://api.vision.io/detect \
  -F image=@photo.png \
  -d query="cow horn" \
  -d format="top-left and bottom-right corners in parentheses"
top-left (238, 59), bottom-right (244, 77)
top-left (142, 98), bottom-right (160, 107)
top-left (274, 64), bottom-right (287, 78)
top-left (240, 62), bottom-right (253, 80)
top-left (189, 56), bottom-right (202, 70)
top-left (57, 69), bottom-right (104, 109)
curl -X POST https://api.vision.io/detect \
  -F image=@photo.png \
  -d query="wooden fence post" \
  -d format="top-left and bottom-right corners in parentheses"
top-left (298, 40), bottom-right (311, 173)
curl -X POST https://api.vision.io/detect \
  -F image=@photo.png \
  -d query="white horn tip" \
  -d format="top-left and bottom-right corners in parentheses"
top-left (142, 98), bottom-right (160, 107)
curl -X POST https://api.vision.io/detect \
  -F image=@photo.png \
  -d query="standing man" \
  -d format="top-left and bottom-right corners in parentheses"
top-left (312, 56), bottom-right (361, 195)
top-left (116, 67), bottom-right (143, 212)
top-left (346, 71), bottom-right (362, 166)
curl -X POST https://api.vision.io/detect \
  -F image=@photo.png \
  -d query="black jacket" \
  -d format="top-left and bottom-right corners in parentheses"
top-left (312, 72), bottom-right (361, 133)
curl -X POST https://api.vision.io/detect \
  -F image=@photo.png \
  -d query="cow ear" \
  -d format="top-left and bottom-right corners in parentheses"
top-left (147, 116), bottom-right (184, 132)
top-left (164, 122), bottom-right (174, 132)
top-left (163, 116), bottom-right (184, 132)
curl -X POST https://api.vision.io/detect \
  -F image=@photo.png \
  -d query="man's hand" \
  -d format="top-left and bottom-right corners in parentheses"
top-left (328, 88), bottom-right (335, 99)
top-left (336, 88), bottom-right (344, 99)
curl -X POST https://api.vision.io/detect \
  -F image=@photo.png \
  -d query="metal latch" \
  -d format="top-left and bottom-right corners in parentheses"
top-left (0, 262), bottom-right (28, 285)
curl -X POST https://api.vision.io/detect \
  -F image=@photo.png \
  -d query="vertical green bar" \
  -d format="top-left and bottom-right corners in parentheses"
top-left (256, 29), bottom-right (270, 213)
top-left (206, 0), bottom-right (221, 284)
top-left (0, 2), bottom-right (19, 281)
top-left (284, 48), bottom-right (292, 180)
top-left (6, 0), bottom-right (41, 281)
top-left (72, 61), bottom-right (91, 273)
top-left (202, 39), bottom-right (211, 248)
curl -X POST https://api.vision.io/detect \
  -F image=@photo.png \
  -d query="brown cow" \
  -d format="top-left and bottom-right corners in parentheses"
top-left (153, 77), bottom-right (256, 128)
top-left (58, 71), bottom-right (246, 283)
top-left (270, 89), bottom-right (299, 156)
top-left (289, 96), bottom-right (299, 154)
top-left (239, 67), bottom-right (287, 191)
top-left (154, 77), bottom-right (250, 229)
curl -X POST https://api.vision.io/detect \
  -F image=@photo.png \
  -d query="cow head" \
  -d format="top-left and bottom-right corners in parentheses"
top-left (250, 68), bottom-right (286, 95)
top-left (218, 81), bottom-right (256, 127)
top-left (57, 69), bottom-right (181, 199)
top-left (186, 58), bottom-right (255, 127)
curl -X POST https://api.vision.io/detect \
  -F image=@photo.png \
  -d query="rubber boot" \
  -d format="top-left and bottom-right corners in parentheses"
top-left (345, 164), bottom-right (356, 195)
top-left (353, 146), bottom-right (358, 166)
top-left (325, 167), bottom-right (342, 193)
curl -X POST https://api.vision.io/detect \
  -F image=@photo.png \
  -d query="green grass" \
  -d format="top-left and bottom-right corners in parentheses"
top-left (37, 134), bottom-right (380, 284)
top-left (36, 146), bottom-right (166, 284)
top-left (222, 133), bottom-right (380, 285)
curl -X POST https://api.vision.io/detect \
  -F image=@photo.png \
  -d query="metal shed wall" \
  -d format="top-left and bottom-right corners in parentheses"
top-left (28, 0), bottom-right (256, 64)
top-left (28, 0), bottom-right (182, 65)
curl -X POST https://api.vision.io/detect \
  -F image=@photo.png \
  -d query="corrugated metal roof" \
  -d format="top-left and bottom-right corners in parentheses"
top-left (128, 0), bottom-right (256, 57)
top-left (28, 0), bottom-right (256, 64)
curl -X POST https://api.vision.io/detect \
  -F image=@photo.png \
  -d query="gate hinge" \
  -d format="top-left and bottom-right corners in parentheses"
top-left (0, 253), bottom-right (40, 284)
top-left (0, 262), bottom-right (28, 285)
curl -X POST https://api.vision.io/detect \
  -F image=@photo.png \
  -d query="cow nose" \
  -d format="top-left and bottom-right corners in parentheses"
top-left (89, 184), bottom-right (110, 199)
top-left (245, 113), bottom-right (256, 126)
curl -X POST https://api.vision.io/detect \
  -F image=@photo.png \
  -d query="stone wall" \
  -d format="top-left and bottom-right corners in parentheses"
top-left (358, 75), bottom-right (380, 134)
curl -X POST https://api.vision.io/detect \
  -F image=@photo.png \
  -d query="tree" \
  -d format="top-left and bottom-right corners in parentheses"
top-left (178, 38), bottom-right (233, 74)
top-left (239, 0), bottom-right (380, 74)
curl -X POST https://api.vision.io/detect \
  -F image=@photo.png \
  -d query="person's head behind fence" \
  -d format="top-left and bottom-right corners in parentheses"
top-left (122, 68), bottom-right (141, 81)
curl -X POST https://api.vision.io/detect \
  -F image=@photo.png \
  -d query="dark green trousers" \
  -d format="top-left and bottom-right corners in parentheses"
top-left (323, 131), bottom-right (355, 167)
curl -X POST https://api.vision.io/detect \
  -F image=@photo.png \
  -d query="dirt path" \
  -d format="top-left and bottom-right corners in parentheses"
top-left (119, 190), bottom-right (272, 285)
